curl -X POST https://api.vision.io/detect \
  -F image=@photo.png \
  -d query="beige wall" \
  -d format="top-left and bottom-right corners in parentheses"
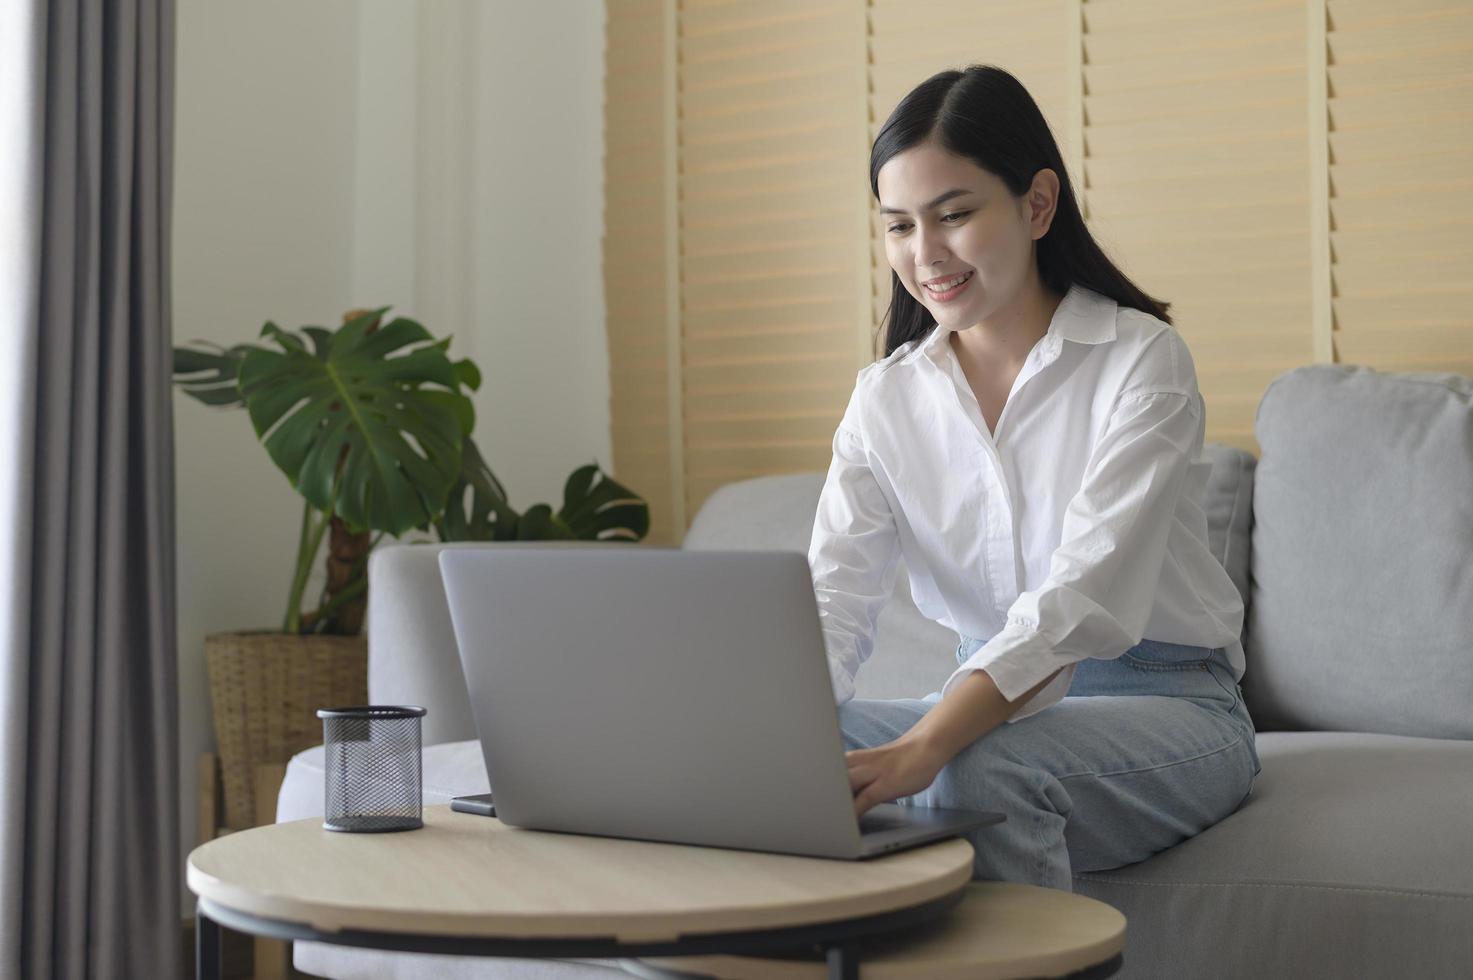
top-left (173, 0), bottom-right (607, 899)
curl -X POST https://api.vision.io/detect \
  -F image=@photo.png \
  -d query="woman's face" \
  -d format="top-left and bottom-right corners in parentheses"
top-left (876, 139), bottom-right (1055, 334)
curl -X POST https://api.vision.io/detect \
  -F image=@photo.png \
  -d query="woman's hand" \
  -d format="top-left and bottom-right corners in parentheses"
top-left (845, 669), bottom-right (1066, 818)
top-left (846, 735), bottom-right (950, 817)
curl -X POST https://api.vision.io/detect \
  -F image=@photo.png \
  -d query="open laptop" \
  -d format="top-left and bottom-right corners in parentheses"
top-left (437, 547), bottom-right (1003, 860)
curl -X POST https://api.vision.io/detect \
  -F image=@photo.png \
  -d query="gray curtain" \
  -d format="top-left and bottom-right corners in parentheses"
top-left (0, 1), bottom-right (180, 978)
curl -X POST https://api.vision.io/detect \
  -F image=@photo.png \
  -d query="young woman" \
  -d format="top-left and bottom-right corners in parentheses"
top-left (809, 65), bottom-right (1261, 890)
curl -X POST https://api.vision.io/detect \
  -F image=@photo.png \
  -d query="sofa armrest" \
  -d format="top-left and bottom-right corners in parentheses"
top-left (366, 541), bottom-right (641, 746)
top-left (366, 542), bottom-right (479, 746)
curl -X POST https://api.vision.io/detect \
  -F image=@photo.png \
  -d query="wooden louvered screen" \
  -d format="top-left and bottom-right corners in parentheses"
top-left (1326, 0), bottom-right (1473, 376)
top-left (868, 1), bottom-right (1077, 355)
top-left (676, 0), bottom-right (870, 521)
top-left (604, 0), bottom-right (1473, 538)
top-left (1081, 0), bottom-right (1315, 452)
top-left (605, 0), bottom-right (681, 545)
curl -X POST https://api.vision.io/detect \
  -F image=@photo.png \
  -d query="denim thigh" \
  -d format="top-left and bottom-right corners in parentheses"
top-left (837, 637), bottom-right (1261, 885)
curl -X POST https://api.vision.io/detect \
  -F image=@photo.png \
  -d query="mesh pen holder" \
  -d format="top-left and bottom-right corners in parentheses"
top-left (316, 705), bottom-right (427, 832)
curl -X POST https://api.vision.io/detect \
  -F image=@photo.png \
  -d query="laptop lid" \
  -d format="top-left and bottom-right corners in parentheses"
top-left (438, 547), bottom-right (873, 859)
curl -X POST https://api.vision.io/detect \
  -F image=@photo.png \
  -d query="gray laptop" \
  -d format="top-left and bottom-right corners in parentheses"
top-left (437, 547), bottom-right (1003, 860)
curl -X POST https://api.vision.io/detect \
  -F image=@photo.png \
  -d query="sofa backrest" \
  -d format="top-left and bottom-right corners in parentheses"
top-left (1201, 443), bottom-right (1256, 620)
top-left (1243, 364), bottom-right (1473, 739)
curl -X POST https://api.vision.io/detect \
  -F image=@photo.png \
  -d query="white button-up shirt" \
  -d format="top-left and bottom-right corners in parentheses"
top-left (807, 283), bottom-right (1246, 723)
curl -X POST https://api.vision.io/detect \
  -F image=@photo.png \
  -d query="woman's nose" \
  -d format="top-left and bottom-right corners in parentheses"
top-left (913, 224), bottom-right (950, 269)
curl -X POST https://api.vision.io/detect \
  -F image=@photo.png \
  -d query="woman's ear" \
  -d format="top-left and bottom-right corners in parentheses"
top-left (1027, 168), bottom-right (1060, 240)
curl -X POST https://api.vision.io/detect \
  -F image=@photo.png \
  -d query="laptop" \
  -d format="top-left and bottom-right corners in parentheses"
top-left (437, 547), bottom-right (1003, 859)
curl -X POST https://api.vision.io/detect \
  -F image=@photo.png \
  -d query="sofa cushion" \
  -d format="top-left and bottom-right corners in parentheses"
top-left (1199, 442), bottom-right (1255, 617)
top-left (682, 472), bottom-right (825, 555)
top-left (1074, 730), bottom-right (1473, 979)
top-left (293, 944), bottom-right (628, 980)
top-left (1245, 365), bottom-right (1473, 737)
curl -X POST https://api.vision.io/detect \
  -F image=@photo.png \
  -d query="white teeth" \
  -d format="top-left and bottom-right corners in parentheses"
top-left (924, 272), bottom-right (971, 292)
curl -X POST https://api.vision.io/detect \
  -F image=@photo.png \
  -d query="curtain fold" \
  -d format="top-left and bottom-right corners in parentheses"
top-left (1, 1), bottom-right (180, 978)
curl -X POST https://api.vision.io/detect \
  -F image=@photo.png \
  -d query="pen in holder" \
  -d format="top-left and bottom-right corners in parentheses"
top-left (316, 705), bottom-right (428, 832)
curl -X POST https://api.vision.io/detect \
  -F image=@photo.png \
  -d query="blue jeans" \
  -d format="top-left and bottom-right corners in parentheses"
top-left (837, 636), bottom-right (1262, 891)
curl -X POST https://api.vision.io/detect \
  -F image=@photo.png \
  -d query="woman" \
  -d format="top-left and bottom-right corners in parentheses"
top-left (810, 65), bottom-right (1261, 891)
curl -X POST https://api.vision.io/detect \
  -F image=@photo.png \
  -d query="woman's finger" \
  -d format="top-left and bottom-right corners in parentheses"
top-left (853, 781), bottom-right (890, 817)
top-left (847, 764), bottom-right (875, 793)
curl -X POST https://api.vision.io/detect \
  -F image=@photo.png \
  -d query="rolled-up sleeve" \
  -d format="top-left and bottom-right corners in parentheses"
top-left (941, 386), bottom-right (1203, 722)
top-left (807, 419), bottom-right (903, 705)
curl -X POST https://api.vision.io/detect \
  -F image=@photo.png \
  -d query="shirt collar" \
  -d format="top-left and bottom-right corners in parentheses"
top-left (902, 283), bottom-right (1118, 367)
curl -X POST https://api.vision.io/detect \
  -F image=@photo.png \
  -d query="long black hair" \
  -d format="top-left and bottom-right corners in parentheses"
top-left (870, 65), bottom-right (1171, 358)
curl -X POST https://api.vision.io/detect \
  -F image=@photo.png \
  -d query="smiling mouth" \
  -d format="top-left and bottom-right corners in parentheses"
top-left (922, 270), bottom-right (974, 299)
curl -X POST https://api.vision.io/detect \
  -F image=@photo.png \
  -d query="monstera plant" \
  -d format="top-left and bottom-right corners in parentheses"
top-left (173, 306), bottom-right (651, 635)
top-left (176, 307), bottom-right (650, 834)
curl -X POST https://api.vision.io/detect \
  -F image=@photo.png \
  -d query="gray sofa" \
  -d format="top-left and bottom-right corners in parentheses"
top-left (277, 363), bottom-right (1473, 979)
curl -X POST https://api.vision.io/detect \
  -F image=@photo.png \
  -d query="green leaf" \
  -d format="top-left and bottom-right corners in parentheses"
top-left (418, 389), bottom-right (476, 448)
top-left (435, 436), bottom-right (518, 541)
top-left (563, 464), bottom-right (597, 506)
top-left (436, 449), bottom-right (650, 543)
top-left (453, 358), bottom-right (482, 393)
top-left (172, 341), bottom-right (257, 408)
top-left (516, 504), bottom-right (568, 540)
top-left (259, 321), bottom-right (308, 354)
top-left (238, 310), bottom-right (473, 535)
top-left (301, 326), bottom-right (334, 360)
top-left (557, 464), bottom-right (651, 540)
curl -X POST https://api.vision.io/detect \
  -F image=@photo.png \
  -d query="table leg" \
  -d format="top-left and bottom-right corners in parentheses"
top-left (196, 901), bottom-right (222, 980)
top-left (826, 943), bottom-right (858, 980)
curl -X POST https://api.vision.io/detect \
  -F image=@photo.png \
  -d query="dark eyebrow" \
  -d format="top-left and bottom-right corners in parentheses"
top-left (879, 188), bottom-right (974, 216)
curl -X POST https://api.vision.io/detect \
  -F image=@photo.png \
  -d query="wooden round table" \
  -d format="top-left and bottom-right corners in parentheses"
top-left (187, 805), bottom-right (978, 979)
top-left (630, 881), bottom-right (1126, 979)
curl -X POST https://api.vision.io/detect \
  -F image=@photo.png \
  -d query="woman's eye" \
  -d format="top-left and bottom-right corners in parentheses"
top-left (887, 211), bottom-right (968, 233)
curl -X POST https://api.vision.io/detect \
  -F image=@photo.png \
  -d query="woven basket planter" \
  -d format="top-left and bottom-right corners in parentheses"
top-left (205, 631), bottom-right (367, 830)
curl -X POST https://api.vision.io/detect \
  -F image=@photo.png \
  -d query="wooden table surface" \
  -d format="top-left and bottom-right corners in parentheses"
top-left (187, 805), bottom-right (975, 944)
top-left (633, 881), bottom-right (1127, 979)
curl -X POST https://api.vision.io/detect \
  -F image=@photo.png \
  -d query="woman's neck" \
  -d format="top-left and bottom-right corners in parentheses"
top-left (950, 272), bottom-right (1064, 372)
